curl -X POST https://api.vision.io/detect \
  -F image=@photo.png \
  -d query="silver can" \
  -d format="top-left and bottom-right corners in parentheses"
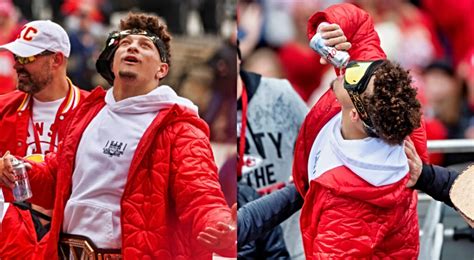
top-left (10, 157), bottom-right (33, 202)
top-left (309, 32), bottom-right (350, 69)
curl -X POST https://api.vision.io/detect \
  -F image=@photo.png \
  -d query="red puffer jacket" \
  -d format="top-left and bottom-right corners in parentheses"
top-left (292, 3), bottom-right (429, 259)
top-left (23, 87), bottom-right (233, 259)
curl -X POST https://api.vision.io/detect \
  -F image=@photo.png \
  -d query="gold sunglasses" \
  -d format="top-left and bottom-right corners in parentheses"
top-left (343, 60), bottom-right (385, 136)
top-left (14, 50), bottom-right (55, 65)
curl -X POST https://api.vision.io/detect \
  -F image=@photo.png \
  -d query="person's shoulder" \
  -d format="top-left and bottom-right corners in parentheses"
top-left (0, 91), bottom-right (27, 112)
top-left (160, 105), bottom-right (210, 137)
top-left (260, 77), bottom-right (307, 107)
top-left (0, 90), bottom-right (26, 101)
top-left (260, 76), bottom-right (293, 91)
top-left (78, 88), bottom-right (90, 99)
top-left (68, 87), bottom-right (106, 118)
top-left (259, 77), bottom-right (296, 97)
top-left (81, 86), bottom-right (106, 103)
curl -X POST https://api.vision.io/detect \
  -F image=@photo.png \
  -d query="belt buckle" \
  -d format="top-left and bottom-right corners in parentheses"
top-left (59, 234), bottom-right (122, 260)
top-left (59, 234), bottom-right (97, 260)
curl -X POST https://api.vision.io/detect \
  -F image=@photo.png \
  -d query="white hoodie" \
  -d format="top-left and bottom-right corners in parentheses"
top-left (63, 85), bottom-right (197, 249)
top-left (308, 112), bottom-right (409, 187)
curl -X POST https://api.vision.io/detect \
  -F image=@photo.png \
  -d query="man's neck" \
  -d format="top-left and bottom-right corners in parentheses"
top-left (33, 76), bottom-right (69, 102)
top-left (113, 80), bottom-right (157, 101)
top-left (340, 111), bottom-right (368, 140)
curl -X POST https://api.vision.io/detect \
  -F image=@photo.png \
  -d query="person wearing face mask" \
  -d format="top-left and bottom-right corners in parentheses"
top-left (0, 13), bottom-right (236, 259)
top-left (0, 20), bottom-right (88, 258)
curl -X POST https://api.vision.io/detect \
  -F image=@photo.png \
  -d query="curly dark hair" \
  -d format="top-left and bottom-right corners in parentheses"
top-left (363, 61), bottom-right (421, 145)
top-left (120, 12), bottom-right (172, 64)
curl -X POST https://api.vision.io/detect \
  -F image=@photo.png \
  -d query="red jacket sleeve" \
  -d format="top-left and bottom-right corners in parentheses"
top-left (27, 151), bottom-right (58, 209)
top-left (1, 152), bottom-right (57, 207)
top-left (307, 3), bottom-right (386, 61)
top-left (169, 120), bottom-right (235, 257)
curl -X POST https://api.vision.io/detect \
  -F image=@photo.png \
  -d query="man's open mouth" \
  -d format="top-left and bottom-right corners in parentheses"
top-left (124, 56), bottom-right (139, 63)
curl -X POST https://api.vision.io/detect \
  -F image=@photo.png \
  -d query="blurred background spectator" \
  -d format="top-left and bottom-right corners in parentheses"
top-left (0, 0), bottom-right (24, 94)
top-left (61, 0), bottom-right (107, 91)
top-left (422, 60), bottom-right (474, 166)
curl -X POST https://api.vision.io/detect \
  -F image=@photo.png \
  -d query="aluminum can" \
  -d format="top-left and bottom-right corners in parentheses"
top-left (309, 25), bottom-right (350, 68)
top-left (11, 157), bottom-right (33, 202)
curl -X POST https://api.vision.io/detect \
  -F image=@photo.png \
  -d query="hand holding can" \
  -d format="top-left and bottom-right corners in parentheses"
top-left (9, 157), bottom-right (33, 202)
top-left (0, 151), bottom-right (15, 188)
top-left (0, 153), bottom-right (33, 202)
top-left (309, 22), bottom-right (350, 68)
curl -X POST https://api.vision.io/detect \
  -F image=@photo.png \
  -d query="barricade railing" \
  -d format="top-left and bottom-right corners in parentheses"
top-left (419, 139), bottom-right (474, 260)
top-left (428, 139), bottom-right (474, 153)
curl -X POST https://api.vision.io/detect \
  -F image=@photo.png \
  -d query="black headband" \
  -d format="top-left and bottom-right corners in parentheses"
top-left (96, 29), bottom-right (169, 85)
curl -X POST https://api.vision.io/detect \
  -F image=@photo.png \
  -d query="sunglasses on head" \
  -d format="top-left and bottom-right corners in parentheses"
top-left (343, 60), bottom-right (385, 136)
top-left (108, 28), bottom-right (169, 63)
top-left (14, 50), bottom-right (55, 65)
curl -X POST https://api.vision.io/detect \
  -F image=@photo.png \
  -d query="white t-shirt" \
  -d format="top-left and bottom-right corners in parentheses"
top-left (26, 97), bottom-right (65, 155)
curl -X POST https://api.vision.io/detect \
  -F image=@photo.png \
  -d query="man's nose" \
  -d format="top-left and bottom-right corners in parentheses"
top-left (126, 41), bottom-right (140, 53)
top-left (13, 60), bottom-right (24, 70)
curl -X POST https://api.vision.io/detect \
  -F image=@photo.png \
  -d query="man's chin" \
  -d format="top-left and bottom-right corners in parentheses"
top-left (118, 71), bottom-right (138, 81)
top-left (18, 85), bottom-right (36, 94)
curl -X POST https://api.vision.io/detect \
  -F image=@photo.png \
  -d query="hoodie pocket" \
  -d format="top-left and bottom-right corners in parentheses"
top-left (63, 201), bottom-right (119, 248)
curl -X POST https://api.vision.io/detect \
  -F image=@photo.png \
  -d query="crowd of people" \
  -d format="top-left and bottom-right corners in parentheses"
top-left (0, 0), bottom-right (472, 259)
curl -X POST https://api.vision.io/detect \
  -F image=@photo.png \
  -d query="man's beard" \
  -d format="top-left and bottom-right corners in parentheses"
top-left (118, 70), bottom-right (138, 80)
top-left (17, 69), bottom-right (52, 95)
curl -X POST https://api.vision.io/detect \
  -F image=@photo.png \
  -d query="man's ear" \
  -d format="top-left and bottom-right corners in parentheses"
top-left (350, 108), bottom-right (359, 122)
top-left (52, 52), bottom-right (65, 69)
top-left (156, 63), bottom-right (169, 79)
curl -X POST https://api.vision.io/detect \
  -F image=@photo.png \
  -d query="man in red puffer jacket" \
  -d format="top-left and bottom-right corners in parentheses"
top-left (1, 12), bottom-right (235, 259)
top-left (292, 3), bottom-right (429, 259)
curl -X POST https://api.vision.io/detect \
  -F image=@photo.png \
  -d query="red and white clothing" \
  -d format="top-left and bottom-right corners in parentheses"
top-left (0, 80), bottom-right (88, 258)
top-left (294, 91), bottom-right (427, 259)
top-left (24, 86), bottom-right (232, 259)
top-left (63, 86), bottom-right (198, 249)
top-left (307, 112), bottom-right (409, 186)
top-left (292, 3), bottom-right (429, 259)
top-left (26, 97), bottom-right (65, 155)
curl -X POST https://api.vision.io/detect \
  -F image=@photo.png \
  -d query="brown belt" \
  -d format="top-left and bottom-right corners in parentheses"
top-left (59, 233), bottom-right (122, 260)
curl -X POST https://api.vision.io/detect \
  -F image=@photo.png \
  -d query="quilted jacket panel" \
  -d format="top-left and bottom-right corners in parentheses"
top-left (24, 87), bottom-right (231, 259)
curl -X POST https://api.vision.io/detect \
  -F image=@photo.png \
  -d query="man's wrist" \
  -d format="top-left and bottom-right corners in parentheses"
top-left (414, 164), bottom-right (431, 190)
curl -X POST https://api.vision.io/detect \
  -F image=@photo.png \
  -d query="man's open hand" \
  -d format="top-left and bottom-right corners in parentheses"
top-left (197, 203), bottom-right (237, 256)
top-left (318, 23), bottom-right (352, 65)
top-left (405, 139), bottom-right (422, 188)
